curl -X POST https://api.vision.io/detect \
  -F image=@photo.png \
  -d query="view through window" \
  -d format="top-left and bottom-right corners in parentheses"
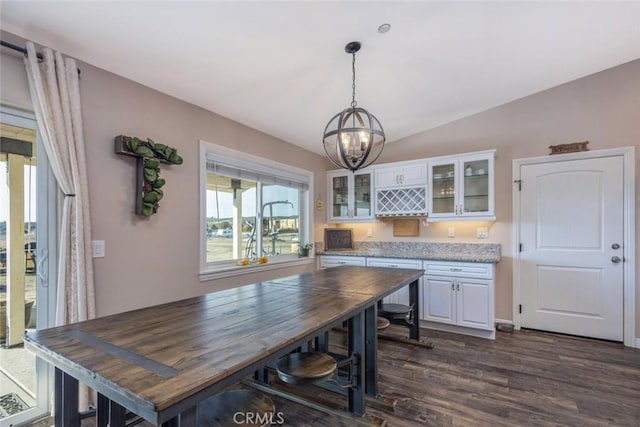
top-left (205, 178), bottom-right (302, 262)
top-left (202, 143), bottom-right (311, 270)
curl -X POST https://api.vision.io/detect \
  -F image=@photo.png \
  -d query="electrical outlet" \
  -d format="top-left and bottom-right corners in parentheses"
top-left (447, 227), bottom-right (455, 238)
top-left (476, 227), bottom-right (489, 239)
top-left (92, 240), bottom-right (105, 258)
top-left (367, 228), bottom-right (373, 237)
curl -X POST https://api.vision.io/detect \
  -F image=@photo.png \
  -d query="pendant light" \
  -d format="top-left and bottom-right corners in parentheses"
top-left (322, 41), bottom-right (385, 172)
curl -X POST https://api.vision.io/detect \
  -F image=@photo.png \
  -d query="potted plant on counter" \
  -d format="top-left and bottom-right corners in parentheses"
top-left (298, 242), bottom-right (314, 257)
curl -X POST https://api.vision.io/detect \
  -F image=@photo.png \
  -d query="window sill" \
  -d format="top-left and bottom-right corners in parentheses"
top-left (199, 257), bottom-right (315, 281)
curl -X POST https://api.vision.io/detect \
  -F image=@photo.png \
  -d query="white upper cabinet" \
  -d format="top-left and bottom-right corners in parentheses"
top-left (428, 150), bottom-right (495, 221)
top-left (326, 150), bottom-right (495, 222)
top-left (327, 170), bottom-right (374, 222)
top-left (375, 161), bottom-right (427, 188)
top-left (374, 161), bottom-right (428, 216)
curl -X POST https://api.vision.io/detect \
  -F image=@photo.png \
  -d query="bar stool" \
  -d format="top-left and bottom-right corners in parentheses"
top-left (378, 303), bottom-right (413, 325)
top-left (276, 352), bottom-right (337, 385)
top-left (197, 389), bottom-right (275, 427)
top-left (377, 316), bottom-right (390, 330)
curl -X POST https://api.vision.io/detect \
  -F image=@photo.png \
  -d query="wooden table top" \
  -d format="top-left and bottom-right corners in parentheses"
top-left (266, 266), bottom-right (423, 297)
top-left (24, 266), bottom-right (422, 424)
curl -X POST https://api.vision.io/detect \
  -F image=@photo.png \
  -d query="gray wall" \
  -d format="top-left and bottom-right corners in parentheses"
top-left (1, 32), bottom-right (332, 317)
top-left (2, 30), bottom-right (638, 336)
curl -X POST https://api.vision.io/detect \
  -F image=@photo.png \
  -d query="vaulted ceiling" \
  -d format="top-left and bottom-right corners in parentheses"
top-left (2, 1), bottom-right (639, 155)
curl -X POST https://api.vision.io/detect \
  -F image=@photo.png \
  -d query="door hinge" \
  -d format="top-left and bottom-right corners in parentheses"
top-left (519, 243), bottom-right (523, 252)
top-left (519, 304), bottom-right (522, 314)
top-left (514, 179), bottom-right (522, 191)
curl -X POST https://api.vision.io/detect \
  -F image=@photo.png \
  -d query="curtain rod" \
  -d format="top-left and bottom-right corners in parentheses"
top-left (1, 39), bottom-right (81, 75)
top-left (1, 40), bottom-right (43, 61)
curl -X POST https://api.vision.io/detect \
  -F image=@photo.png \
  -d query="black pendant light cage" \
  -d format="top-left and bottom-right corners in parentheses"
top-left (323, 41), bottom-right (385, 172)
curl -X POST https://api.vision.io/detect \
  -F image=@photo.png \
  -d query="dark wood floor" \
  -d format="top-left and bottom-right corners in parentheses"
top-left (269, 326), bottom-right (640, 427)
top-left (30, 327), bottom-right (640, 427)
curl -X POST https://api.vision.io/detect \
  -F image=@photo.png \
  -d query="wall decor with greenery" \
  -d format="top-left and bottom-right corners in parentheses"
top-left (115, 135), bottom-right (183, 217)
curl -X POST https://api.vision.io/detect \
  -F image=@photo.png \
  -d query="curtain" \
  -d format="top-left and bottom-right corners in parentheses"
top-left (24, 41), bottom-right (95, 408)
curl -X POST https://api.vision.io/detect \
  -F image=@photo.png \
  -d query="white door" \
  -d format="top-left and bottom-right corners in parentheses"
top-left (519, 156), bottom-right (624, 341)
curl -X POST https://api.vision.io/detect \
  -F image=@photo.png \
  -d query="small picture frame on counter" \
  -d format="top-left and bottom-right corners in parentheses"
top-left (324, 228), bottom-right (354, 251)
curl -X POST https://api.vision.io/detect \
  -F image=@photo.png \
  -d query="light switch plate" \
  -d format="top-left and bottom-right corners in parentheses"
top-left (92, 240), bottom-right (105, 258)
top-left (447, 227), bottom-right (455, 238)
top-left (477, 227), bottom-right (489, 239)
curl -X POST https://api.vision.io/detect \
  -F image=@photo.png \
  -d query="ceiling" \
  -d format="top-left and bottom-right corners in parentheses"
top-left (1, 1), bottom-right (639, 156)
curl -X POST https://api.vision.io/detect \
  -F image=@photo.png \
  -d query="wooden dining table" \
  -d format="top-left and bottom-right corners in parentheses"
top-left (24, 266), bottom-right (423, 426)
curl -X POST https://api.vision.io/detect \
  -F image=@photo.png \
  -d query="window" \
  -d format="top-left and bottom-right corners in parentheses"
top-left (200, 141), bottom-right (313, 278)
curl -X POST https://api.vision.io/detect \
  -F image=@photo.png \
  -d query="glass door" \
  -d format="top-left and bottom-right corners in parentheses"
top-left (429, 160), bottom-right (457, 217)
top-left (352, 172), bottom-right (371, 218)
top-left (0, 108), bottom-right (53, 425)
top-left (330, 174), bottom-right (349, 220)
top-left (461, 158), bottom-right (490, 215)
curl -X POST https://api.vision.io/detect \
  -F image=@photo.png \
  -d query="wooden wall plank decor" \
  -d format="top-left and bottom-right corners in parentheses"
top-left (393, 219), bottom-right (419, 237)
top-left (549, 140), bottom-right (589, 155)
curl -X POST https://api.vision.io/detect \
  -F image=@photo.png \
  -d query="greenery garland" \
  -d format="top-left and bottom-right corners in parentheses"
top-left (121, 136), bottom-right (183, 217)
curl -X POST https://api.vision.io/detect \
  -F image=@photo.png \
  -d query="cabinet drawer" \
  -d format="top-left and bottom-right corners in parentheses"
top-left (423, 261), bottom-right (493, 279)
top-left (366, 257), bottom-right (422, 270)
top-left (319, 256), bottom-right (366, 268)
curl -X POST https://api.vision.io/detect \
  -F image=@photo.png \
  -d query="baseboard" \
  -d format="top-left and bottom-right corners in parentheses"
top-left (419, 320), bottom-right (496, 340)
top-left (635, 338), bottom-right (640, 349)
top-left (495, 318), bottom-right (513, 325)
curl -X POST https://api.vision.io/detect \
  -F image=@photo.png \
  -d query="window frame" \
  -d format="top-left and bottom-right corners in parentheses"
top-left (199, 140), bottom-right (314, 280)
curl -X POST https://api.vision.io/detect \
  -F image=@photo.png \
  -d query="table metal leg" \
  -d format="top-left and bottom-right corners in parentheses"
top-left (96, 393), bottom-right (109, 427)
top-left (54, 368), bottom-right (80, 427)
top-left (95, 393), bottom-right (126, 427)
top-left (161, 418), bottom-right (179, 427)
top-left (409, 279), bottom-right (420, 341)
top-left (347, 311), bottom-right (365, 416)
top-left (109, 399), bottom-right (127, 426)
top-left (161, 406), bottom-right (197, 427)
top-left (315, 331), bottom-right (329, 352)
top-left (364, 305), bottom-right (377, 397)
top-left (254, 367), bottom-right (270, 384)
top-left (178, 406), bottom-right (197, 426)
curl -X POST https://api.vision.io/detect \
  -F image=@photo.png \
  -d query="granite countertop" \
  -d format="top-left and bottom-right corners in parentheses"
top-left (317, 242), bottom-right (501, 263)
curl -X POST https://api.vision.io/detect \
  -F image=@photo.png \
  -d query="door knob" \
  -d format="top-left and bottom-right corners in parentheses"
top-left (611, 243), bottom-right (620, 250)
top-left (611, 256), bottom-right (622, 264)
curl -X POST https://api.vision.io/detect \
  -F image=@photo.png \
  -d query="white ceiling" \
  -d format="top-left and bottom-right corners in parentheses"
top-left (1, 1), bottom-right (639, 155)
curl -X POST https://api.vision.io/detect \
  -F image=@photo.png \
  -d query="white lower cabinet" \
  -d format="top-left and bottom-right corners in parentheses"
top-left (423, 261), bottom-right (494, 332)
top-left (365, 258), bottom-right (422, 314)
top-left (318, 255), bottom-right (495, 337)
top-left (319, 255), bottom-right (366, 269)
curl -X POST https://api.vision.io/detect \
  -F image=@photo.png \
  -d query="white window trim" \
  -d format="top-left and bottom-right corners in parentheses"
top-left (199, 140), bottom-right (314, 281)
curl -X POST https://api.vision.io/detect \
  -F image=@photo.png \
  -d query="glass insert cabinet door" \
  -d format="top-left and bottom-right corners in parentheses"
top-left (431, 162), bottom-right (456, 215)
top-left (462, 158), bottom-right (489, 214)
top-left (353, 173), bottom-right (371, 218)
top-left (331, 175), bottom-right (349, 218)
